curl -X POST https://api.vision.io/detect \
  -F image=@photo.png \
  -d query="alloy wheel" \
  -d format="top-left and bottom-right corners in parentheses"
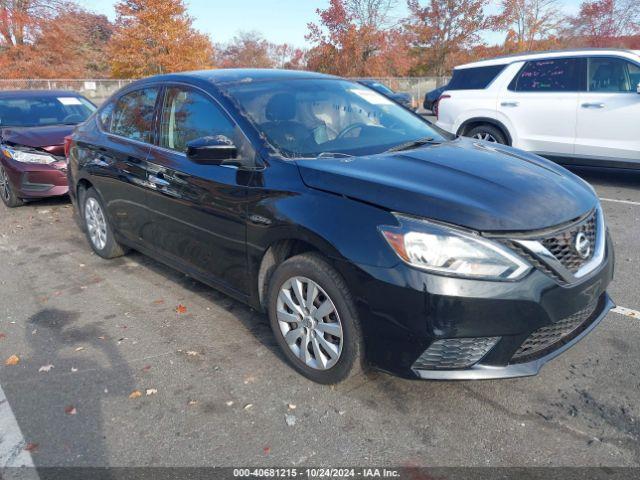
top-left (84, 197), bottom-right (107, 251)
top-left (276, 276), bottom-right (343, 370)
top-left (0, 167), bottom-right (10, 202)
top-left (472, 132), bottom-right (498, 142)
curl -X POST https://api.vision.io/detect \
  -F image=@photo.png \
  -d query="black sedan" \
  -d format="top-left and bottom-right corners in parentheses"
top-left (66, 69), bottom-right (614, 384)
top-left (357, 79), bottom-right (413, 110)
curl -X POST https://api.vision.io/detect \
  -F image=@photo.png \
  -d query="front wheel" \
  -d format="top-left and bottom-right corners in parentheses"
top-left (267, 253), bottom-right (364, 384)
top-left (82, 188), bottom-right (127, 259)
top-left (0, 165), bottom-right (24, 208)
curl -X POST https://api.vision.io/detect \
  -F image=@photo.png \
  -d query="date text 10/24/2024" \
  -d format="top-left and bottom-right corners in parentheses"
top-left (233, 468), bottom-right (402, 478)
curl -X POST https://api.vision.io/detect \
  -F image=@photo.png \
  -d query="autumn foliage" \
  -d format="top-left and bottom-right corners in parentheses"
top-left (107, 0), bottom-right (213, 77)
top-left (0, 0), bottom-right (638, 80)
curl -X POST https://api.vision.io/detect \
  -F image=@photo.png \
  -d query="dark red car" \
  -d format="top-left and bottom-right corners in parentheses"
top-left (0, 90), bottom-right (96, 207)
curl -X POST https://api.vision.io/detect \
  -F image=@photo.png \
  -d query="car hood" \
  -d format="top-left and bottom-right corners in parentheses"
top-left (0, 125), bottom-right (74, 156)
top-left (295, 137), bottom-right (596, 232)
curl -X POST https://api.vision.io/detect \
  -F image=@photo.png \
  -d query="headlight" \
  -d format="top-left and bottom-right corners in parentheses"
top-left (2, 147), bottom-right (57, 165)
top-left (379, 214), bottom-right (531, 280)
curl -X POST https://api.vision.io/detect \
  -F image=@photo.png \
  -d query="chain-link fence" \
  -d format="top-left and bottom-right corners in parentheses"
top-left (0, 76), bottom-right (450, 110)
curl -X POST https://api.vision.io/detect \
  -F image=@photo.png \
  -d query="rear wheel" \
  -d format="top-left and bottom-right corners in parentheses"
top-left (465, 124), bottom-right (507, 145)
top-left (82, 188), bottom-right (127, 259)
top-left (0, 165), bottom-right (24, 208)
top-left (267, 253), bottom-right (364, 384)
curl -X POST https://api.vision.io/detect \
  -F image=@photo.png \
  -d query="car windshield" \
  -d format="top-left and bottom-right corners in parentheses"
top-left (223, 79), bottom-right (448, 158)
top-left (0, 94), bottom-right (96, 128)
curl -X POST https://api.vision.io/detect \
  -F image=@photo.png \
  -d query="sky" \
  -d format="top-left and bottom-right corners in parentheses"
top-left (78, 0), bottom-right (585, 48)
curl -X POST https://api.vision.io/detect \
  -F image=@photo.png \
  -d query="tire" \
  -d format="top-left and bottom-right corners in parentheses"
top-left (81, 187), bottom-right (127, 259)
top-left (267, 253), bottom-right (364, 384)
top-left (0, 165), bottom-right (24, 208)
top-left (465, 124), bottom-right (507, 145)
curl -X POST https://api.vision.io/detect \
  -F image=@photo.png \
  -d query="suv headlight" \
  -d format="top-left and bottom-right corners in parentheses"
top-left (2, 147), bottom-right (57, 165)
top-left (379, 214), bottom-right (531, 280)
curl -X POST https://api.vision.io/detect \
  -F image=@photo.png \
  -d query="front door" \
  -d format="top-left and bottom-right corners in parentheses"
top-left (143, 85), bottom-right (256, 295)
top-left (575, 56), bottom-right (640, 165)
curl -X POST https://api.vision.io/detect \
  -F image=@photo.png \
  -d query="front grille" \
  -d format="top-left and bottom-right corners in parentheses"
top-left (541, 211), bottom-right (596, 273)
top-left (511, 299), bottom-right (600, 363)
top-left (413, 337), bottom-right (500, 370)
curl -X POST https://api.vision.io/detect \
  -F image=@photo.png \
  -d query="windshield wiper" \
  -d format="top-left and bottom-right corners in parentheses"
top-left (316, 152), bottom-right (354, 159)
top-left (385, 136), bottom-right (441, 153)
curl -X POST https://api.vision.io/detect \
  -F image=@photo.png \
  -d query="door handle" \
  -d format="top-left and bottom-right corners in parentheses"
top-left (149, 174), bottom-right (170, 187)
top-left (581, 103), bottom-right (605, 109)
top-left (500, 101), bottom-right (519, 107)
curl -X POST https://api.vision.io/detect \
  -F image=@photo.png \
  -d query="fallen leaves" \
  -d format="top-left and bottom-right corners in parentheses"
top-left (243, 403), bottom-right (253, 410)
top-left (145, 388), bottom-right (157, 396)
top-left (24, 443), bottom-right (38, 453)
top-left (225, 401), bottom-right (234, 406)
top-left (142, 365), bottom-right (152, 372)
top-left (186, 351), bottom-right (199, 356)
top-left (5, 354), bottom-right (20, 366)
top-left (38, 364), bottom-right (54, 373)
top-left (263, 446), bottom-right (271, 455)
top-left (176, 304), bottom-right (187, 314)
top-left (188, 400), bottom-right (198, 406)
top-left (128, 390), bottom-right (142, 399)
top-left (0, 333), bottom-right (6, 340)
top-left (74, 347), bottom-right (85, 352)
top-left (288, 403), bottom-right (296, 410)
top-left (64, 406), bottom-right (77, 415)
top-left (243, 375), bottom-right (256, 385)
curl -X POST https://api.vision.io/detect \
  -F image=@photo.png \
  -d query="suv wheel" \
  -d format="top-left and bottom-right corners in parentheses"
top-left (267, 253), bottom-right (363, 384)
top-left (0, 165), bottom-right (24, 208)
top-left (466, 124), bottom-right (507, 145)
top-left (82, 188), bottom-right (127, 259)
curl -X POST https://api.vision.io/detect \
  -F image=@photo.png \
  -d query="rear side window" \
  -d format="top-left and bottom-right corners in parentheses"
top-left (447, 65), bottom-right (506, 90)
top-left (589, 57), bottom-right (640, 92)
top-left (109, 88), bottom-right (158, 143)
top-left (159, 87), bottom-right (235, 152)
top-left (509, 58), bottom-right (584, 92)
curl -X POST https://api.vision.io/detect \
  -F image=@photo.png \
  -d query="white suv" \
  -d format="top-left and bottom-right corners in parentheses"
top-left (436, 49), bottom-right (640, 168)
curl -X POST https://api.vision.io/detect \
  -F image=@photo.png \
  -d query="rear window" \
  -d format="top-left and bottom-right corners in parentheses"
top-left (509, 58), bottom-right (584, 92)
top-left (0, 95), bottom-right (95, 128)
top-left (447, 65), bottom-right (506, 90)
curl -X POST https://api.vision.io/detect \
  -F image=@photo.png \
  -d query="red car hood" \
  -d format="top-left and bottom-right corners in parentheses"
top-left (0, 125), bottom-right (74, 156)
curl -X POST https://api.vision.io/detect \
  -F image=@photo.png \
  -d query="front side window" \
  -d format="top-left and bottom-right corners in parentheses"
top-left (159, 87), bottom-right (235, 152)
top-left (110, 88), bottom-right (158, 143)
top-left (589, 57), bottom-right (640, 92)
top-left (448, 65), bottom-right (506, 90)
top-left (510, 58), bottom-right (583, 92)
top-left (0, 94), bottom-right (95, 128)
top-left (223, 79), bottom-right (448, 158)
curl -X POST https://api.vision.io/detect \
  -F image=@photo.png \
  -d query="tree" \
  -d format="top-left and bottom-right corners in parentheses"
top-left (568, 0), bottom-right (639, 47)
top-left (406, 0), bottom-right (496, 76)
top-left (0, 0), bottom-right (64, 47)
top-left (306, 0), bottom-right (412, 77)
top-left (215, 31), bottom-right (275, 68)
top-left (0, 5), bottom-right (112, 78)
top-left (498, 0), bottom-right (562, 52)
top-left (107, 0), bottom-right (214, 78)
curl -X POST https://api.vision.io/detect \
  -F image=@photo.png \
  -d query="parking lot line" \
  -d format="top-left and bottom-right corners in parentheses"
top-left (599, 197), bottom-right (640, 207)
top-left (0, 384), bottom-right (37, 477)
top-left (612, 305), bottom-right (640, 320)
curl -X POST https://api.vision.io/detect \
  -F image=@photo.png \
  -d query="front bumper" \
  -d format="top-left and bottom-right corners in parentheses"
top-left (334, 231), bottom-right (615, 380)
top-left (1, 157), bottom-right (69, 199)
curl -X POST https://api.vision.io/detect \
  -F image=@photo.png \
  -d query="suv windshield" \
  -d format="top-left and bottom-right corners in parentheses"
top-left (0, 94), bottom-right (96, 128)
top-left (223, 79), bottom-right (448, 158)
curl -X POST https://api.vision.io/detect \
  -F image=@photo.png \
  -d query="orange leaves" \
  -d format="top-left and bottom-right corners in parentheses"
top-left (128, 390), bottom-right (143, 399)
top-left (175, 304), bottom-right (187, 314)
top-left (5, 355), bottom-right (20, 366)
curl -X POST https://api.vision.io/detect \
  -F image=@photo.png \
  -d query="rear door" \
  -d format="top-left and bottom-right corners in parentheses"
top-left (575, 56), bottom-right (640, 164)
top-left (86, 87), bottom-right (159, 243)
top-left (143, 85), bottom-right (256, 295)
top-left (497, 57), bottom-right (585, 155)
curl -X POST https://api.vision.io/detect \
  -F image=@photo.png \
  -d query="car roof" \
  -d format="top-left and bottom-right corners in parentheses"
top-left (0, 89), bottom-right (85, 99)
top-left (136, 68), bottom-right (338, 86)
top-left (455, 48), bottom-right (640, 70)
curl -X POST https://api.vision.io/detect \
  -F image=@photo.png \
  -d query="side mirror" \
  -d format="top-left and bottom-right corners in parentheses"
top-left (186, 135), bottom-right (237, 164)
